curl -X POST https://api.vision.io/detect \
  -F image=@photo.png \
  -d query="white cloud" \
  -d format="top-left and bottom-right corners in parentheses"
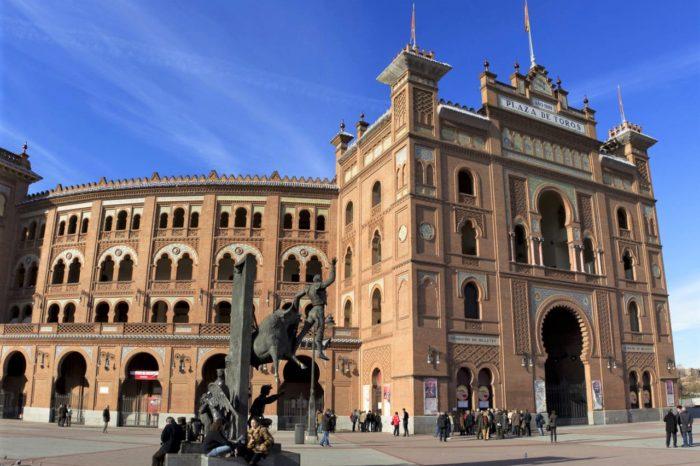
top-left (668, 275), bottom-right (700, 333)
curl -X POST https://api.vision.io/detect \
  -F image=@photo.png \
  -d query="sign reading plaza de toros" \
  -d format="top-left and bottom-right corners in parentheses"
top-left (499, 95), bottom-right (585, 134)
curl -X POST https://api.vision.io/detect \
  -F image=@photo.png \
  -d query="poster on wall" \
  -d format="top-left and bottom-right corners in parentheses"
top-left (424, 378), bottom-right (438, 415)
top-left (382, 384), bottom-right (391, 417)
top-left (456, 384), bottom-right (470, 409)
top-left (534, 379), bottom-right (547, 413)
top-left (591, 380), bottom-right (603, 410)
top-left (477, 386), bottom-right (490, 409)
top-left (362, 385), bottom-right (370, 412)
top-left (665, 380), bottom-right (675, 406)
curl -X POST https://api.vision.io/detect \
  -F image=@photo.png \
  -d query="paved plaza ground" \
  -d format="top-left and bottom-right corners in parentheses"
top-left (0, 419), bottom-right (698, 466)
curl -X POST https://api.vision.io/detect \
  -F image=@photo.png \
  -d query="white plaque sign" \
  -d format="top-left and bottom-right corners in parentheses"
top-left (448, 333), bottom-right (499, 346)
top-left (499, 95), bottom-right (585, 134)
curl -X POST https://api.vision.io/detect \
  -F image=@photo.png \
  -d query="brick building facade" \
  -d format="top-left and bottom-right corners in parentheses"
top-left (0, 43), bottom-right (678, 432)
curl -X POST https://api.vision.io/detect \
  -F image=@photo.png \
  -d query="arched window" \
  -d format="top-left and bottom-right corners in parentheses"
top-left (460, 221), bottom-right (477, 256)
top-left (345, 202), bottom-right (353, 226)
top-left (67, 215), bottom-right (78, 235)
top-left (14, 264), bottom-right (26, 288)
top-left (463, 282), bottom-right (480, 319)
top-left (343, 300), bottom-right (352, 327)
top-left (283, 213), bottom-right (293, 230)
top-left (623, 251), bottom-right (634, 280)
top-left (189, 211), bottom-right (199, 228)
top-left (27, 263), bottom-right (38, 287)
top-left (173, 208), bottom-right (185, 228)
top-left (103, 216), bottom-right (113, 232)
top-left (415, 163), bottom-right (424, 185)
top-left (371, 231), bottom-right (382, 264)
top-left (583, 237), bottom-right (596, 274)
top-left (252, 212), bottom-right (262, 229)
top-left (67, 258), bottom-right (81, 283)
top-left (642, 371), bottom-right (653, 408)
top-left (514, 224), bottom-right (528, 263)
top-left (283, 255), bottom-right (300, 282)
top-left (131, 214), bottom-right (141, 230)
top-left (538, 190), bottom-right (570, 269)
top-left (215, 301), bottom-right (231, 324)
top-left (118, 255), bottom-right (134, 281)
top-left (39, 223), bottom-right (46, 238)
top-left (458, 169), bottom-right (474, 195)
top-left (316, 215), bottom-right (326, 231)
top-left (47, 304), bottom-right (60, 323)
top-left (28, 221), bottom-right (37, 240)
top-left (371, 181), bottom-right (381, 207)
top-left (151, 301), bottom-right (167, 323)
top-left (219, 212), bottom-right (230, 228)
top-left (62, 303), bottom-right (75, 323)
top-left (371, 289), bottom-right (382, 325)
top-left (617, 207), bottom-right (629, 231)
top-left (425, 164), bottom-right (434, 186)
top-left (21, 305), bottom-right (32, 322)
top-left (9, 306), bottom-right (20, 323)
top-left (306, 256), bottom-right (322, 282)
top-left (217, 253), bottom-right (235, 281)
top-left (159, 212), bottom-right (169, 229)
top-left (80, 217), bottom-right (89, 234)
top-left (176, 254), bottom-right (193, 280)
top-left (173, 301), bottom-right (190, 323)
top-left (344, 248), bottom-right (352, 278)
top-left (234, 208), bottom-right (247, 228)
top-left (57, 220), bottom-right (66, 236)
top-left (478, 368), bottom-right (493, 408)
top-left (114, 302), bottom-right (129, 322)
top-left (94, 302), bottom-right (109, 323)
top-left (629, 301), bottom-right (640, 333)
top-left (629, 371), bottom-right (640, 409)
top-left (155, 254), bottom-right (172, 280)
top-left (298, 210), bottom-right (311, 230)
top-left (99, 256), bottom-right (115, 282)
top-left (52, 260), bottom-right (65, 284)
top-left (116, 211), bottom-right (128, 230)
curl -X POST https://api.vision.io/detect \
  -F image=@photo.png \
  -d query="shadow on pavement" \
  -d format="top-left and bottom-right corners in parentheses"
top-left (420, 457), bottom-right (598, 466)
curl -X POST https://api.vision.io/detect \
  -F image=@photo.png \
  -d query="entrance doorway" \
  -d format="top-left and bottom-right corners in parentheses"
top-left (52, 352), bottom-right (88, 424)
top-left (1, 352), bottom-right (27, 419)
top-left (277, 356), bottom-right (323, 430)
top-left (195, 353), bottom-right (226, 411)
top-left (119, 353), bottom-right (162, 427)
top-left (542, 307), bottom-right (588, 424)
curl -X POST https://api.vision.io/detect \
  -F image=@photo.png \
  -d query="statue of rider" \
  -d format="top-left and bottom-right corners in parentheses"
top-left (297, 257), bottom-right (336, 360)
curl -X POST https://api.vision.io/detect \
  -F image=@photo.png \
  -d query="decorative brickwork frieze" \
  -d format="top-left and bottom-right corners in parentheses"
top-left (362, 345), bottom-right (391, 384)
top-left (511, 280), bottom-right (530, 354)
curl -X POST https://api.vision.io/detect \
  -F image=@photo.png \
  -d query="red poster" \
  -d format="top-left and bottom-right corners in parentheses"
top-left (131, 370), bottom-right (158, 380)
top-left (147, 396), bottom-right (161, 414)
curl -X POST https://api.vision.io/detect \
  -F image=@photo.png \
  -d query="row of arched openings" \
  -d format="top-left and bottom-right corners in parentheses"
top-left (20, 221), bottom-right (46, 241)
top-left (629, 370), bottom-right (653, 409)
top-left (12, 261), bottom-right (39, 289)
top-left (282, 210), bottom-right (325, 231)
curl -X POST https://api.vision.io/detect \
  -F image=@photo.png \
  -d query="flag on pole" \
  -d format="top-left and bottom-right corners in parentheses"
top-left (524, 0), bottom-right (531, 32)
top-left (411, 3), bottom-right (417, 48)
top-left (617, 84), bottom-right (626, 123)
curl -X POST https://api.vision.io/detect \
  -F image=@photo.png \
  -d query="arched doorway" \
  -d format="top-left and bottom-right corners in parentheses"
top-left (119, 353), bottom-right (162, 427)
top-left (1, 352), bottom-right (27, 418)
top-left (371, 368), bottom-right (383, 414)
top-left (52, 352), bottom-right (88, 424)
top-left (477, 368), bottom-right (493, 410)
top-left (455, 367), bottom-right (473, 411)
top-left (277, 356), bottom-right (323, 430)
top-left (542, 307), bottom-right (588, 424)
top-left (195, 353), bottom-right (226, 411)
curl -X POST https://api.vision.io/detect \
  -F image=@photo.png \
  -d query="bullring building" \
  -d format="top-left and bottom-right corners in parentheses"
top-left (0, 38), bottom-right (678, 432)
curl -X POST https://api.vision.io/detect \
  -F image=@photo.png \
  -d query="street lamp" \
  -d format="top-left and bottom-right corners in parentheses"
top-left (307, 316), bottom-right (335, 439)
top-left (606, 356), bottom-right (617, 370)
top-left (427, 346), bottom-right (440, 366)
top-left (666, 359), bottom-right (676, 371)
top-left (521, 353), bottom-right (534, 368)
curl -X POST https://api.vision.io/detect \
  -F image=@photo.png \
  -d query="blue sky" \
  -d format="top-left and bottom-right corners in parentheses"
top-left (1, 1), bottom-right (699, 366)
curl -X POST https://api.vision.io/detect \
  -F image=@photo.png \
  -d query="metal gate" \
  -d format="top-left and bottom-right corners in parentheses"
top-left (278, 395), bottom-right (323, 430)
top-left (51, 392), bottom-right (86, 425)
top-left (546, 382), bottom-right (588, 425)
top-left (0, 391), bottom-right (25, 419)
top-left (119, 395), bottom-right (160, 427)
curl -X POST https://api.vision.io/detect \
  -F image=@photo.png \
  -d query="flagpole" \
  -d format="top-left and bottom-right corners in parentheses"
top-left (525, 1), bottom-right (536, 68)
top-left (617, 85), bottom-right (626, 123)
top-left (411, 2), bottom-right (417, 49)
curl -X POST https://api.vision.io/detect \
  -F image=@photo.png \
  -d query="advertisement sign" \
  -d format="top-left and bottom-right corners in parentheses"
top-left (643, 389), bottom-right (651, 406)
top-left (456, 384), bottom-right (470, 409)
top-left (534, 379), bottom-right (547, 413)
top-left (424, 378), bottom-right (438, 415)
top-left (131, 370), bottom-right (158, 380)
top-left (382, 384), bottom-right (391, 417)
top-left (362, 385), bottom-right (370, 412)
top-left (665, 380), bottom-right (675, 406)
top-left (591, 380), bottom-right (603, 410)
top-left (147, 396), bottom-right (161, 414)
top-left (477, 385), bottom-right (490, 409)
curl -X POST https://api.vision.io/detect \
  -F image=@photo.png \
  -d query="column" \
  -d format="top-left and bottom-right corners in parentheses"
top-left (537, 238), bottom-right (544, 266)
top-left (509, 232), bottom-right (515, 262)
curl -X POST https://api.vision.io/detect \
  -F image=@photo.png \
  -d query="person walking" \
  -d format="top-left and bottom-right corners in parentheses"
top-left (548, 410), bottom-right (558, 443)
top-left (57, 404), bottom-right (66, 427)
top-left (319, 409), bottom-right (332, 447)
top-left (465, 410), bottom-right (474, 436)
top-left (102, 406), bottom-right (110, 433)
top-left (391, 412), bottom-right (401, 436)
top-left (65, 405), bottom-right (72, 427)
top-left (437, 412), bottom-right (449, 442)
top-left (665, 408), bottom-right (679, 448)
top-left (350, 409), bottom-right (358, 432)
top-left (152, 417), bottom-right (184, 466)
top-left (535, 412), bottom-right (545, 436)
top-left (523, 410), bottom-right (532, 437)
top-left (511, 410), bottom-right (521, 437)
top-left (402, 408), bottom-right (410, 436)
top-left (679, 406), bottom-right (693, 447)
top-left (479, 411), bottom-right (490, 441)
top-left (359, 410), bottom-right (367, 432)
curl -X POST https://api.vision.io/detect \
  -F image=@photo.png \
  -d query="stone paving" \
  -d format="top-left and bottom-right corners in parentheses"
top-left (0, 420), bottom-right (698, 466)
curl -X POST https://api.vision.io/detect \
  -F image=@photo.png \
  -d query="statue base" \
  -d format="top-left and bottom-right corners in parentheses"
top-left (166, 443), bottom-right (300, 466)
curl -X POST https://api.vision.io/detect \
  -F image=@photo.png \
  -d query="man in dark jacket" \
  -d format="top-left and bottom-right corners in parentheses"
top-left (678, 407), bottom-right (693, 447)
top-left (402, 408), bottom-right (410, 436)
top-left (548, 411), bottom-right (558, 443)
top-left (437, 413), bottom-right (449, 442)
top-left (523, 410), bottom-right (532, 436)
top-left (664, 408), bottom-right (679, 447)
top-left (102, 405), bottom-right (110, 433)
top-left (57, 404), bottom-right (66, 427)
top-left (152, 417), bottom-right (184, 466)
top-left (319, 409), bottom-right (332, 447)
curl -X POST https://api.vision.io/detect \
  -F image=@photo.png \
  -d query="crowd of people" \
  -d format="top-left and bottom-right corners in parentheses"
top-left (434, 409), bottom-right (558, 443)
top-left (54, 404), bottom-right (73, 427)
top-left (664, 405), bottom-right (694, 448)
top-left (349, 409), bottom-right (385, 432)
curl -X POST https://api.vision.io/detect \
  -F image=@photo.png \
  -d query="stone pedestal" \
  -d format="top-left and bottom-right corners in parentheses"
top-left (165, 443), bottom-right (300, 466)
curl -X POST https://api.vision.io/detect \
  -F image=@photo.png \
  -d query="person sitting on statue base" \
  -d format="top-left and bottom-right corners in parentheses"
top-left (204, 419), bottom-right (237, 458)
